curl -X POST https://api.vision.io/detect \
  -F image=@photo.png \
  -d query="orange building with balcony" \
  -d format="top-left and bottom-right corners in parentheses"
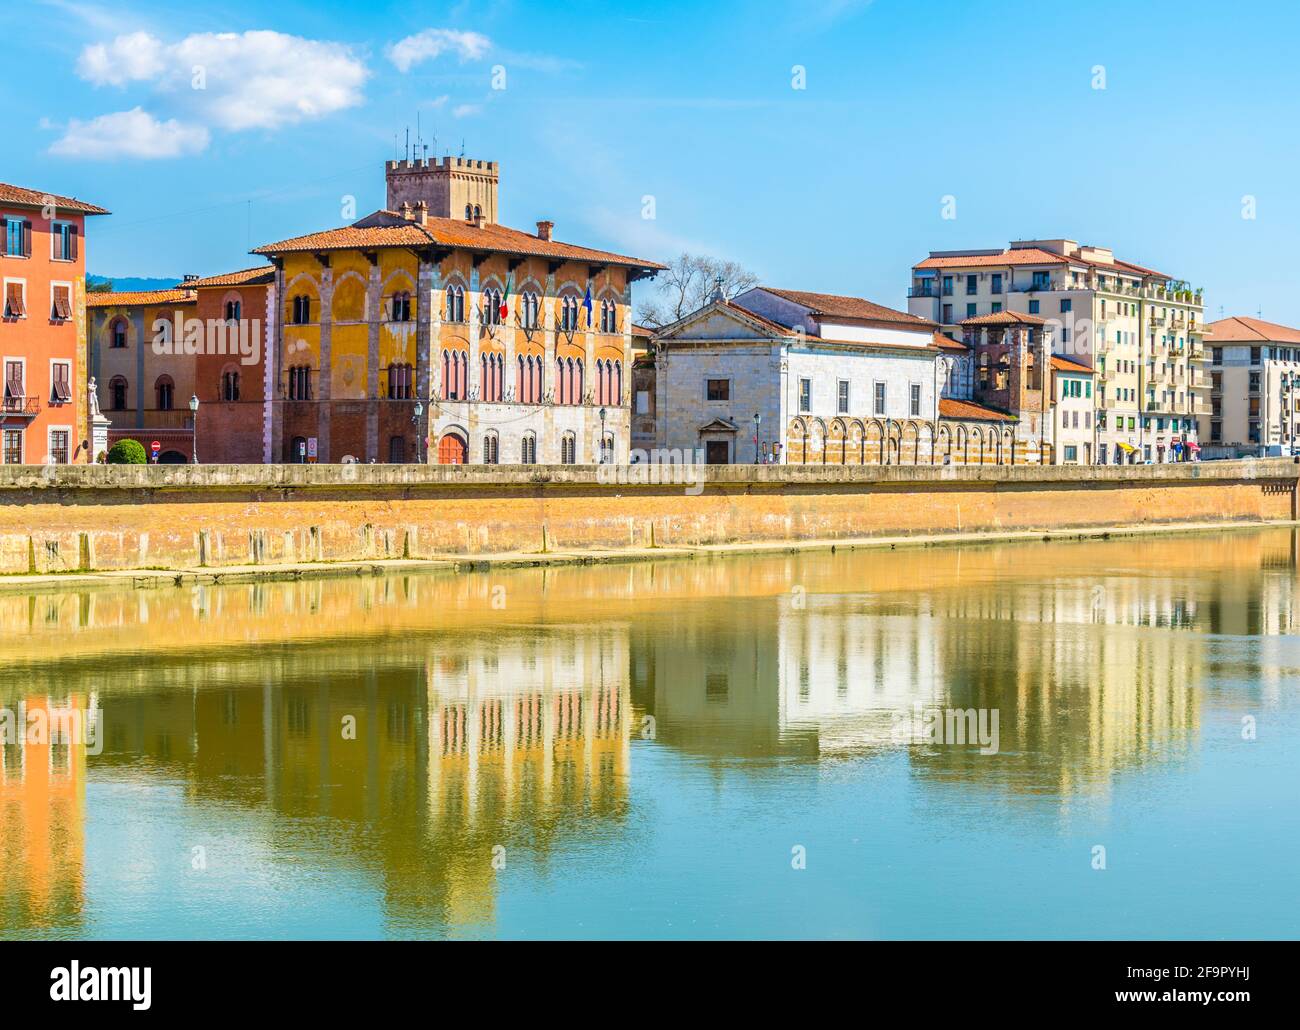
top-left (0, 183), bottom-right (109, 464)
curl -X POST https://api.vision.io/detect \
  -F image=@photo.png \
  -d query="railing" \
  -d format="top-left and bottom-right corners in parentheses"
top-left (1, 395), bottom-right (40, 416)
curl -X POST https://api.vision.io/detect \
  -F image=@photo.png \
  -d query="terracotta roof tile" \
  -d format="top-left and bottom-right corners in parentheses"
top-left (86, 289), bottom-right (195, 308)
top-left (934, 332), bottom-right (968, 352)
top-left (0, 182), bottom-right (110, 215)
top-left (939, 397), bottom-right (1017, 422)
top-left (915, 249), bottom-right (1066, 270)
top-left (755, 286), bottom-right (933, 327)
top-left (253, 212), bottom-right (666, 271)
top-left (959, 310), bottom-right (1046, 326)
top-left (182, 266), bottom-right (276, 289)
top-left (1051, 355), bottom-right (1095, 374)
top-left (1206, 315), bottom-right (1300, 345)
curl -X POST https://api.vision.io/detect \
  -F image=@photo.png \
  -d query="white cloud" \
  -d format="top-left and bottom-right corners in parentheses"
top-left (75, 31), bottom-right (368, 131)
top-left (78, 30), bottom-right (166, 85)
top-left (452, 103), bottom-right (482, 119)
top-left (387, 29), bottom-right (491, 72)
top-left (49, 107), bottom-right (210, 160)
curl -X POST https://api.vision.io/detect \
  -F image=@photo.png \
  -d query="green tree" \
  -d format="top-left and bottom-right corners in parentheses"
top-left (106, 439), bottom-right (147, 464)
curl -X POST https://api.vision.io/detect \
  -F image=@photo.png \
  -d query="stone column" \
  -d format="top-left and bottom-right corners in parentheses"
top-left (317, 268), bottom-right (334, 462)
top-left (365, 264), bottom-right (382, 462)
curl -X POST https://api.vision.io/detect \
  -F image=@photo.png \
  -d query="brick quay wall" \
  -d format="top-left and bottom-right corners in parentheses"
top-left (1, 460), bottom-right (1297, 576)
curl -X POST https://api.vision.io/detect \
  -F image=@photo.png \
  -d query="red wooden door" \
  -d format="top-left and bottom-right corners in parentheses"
top-left (438, 433), bottom-right (466, 465)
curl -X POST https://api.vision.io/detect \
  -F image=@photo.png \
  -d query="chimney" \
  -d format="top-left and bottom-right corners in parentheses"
top-left (400, 201), bottom-right (413, 221)
top-left (414, 200), bottom-right (428, 227)
top-left (473, 210), bottom-right (486, 229)
top-left (536, 220), bottom-right (554, 241)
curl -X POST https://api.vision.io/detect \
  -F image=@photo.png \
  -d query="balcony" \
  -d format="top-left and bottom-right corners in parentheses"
top-left (908, 285), bottom-right (940, 299)
top-left (1, 395), bottom-right (40, 417)
top-left (1009, 280), bottom-right (1058, 293)
top-left (104, 408), bottom-right (195, 430)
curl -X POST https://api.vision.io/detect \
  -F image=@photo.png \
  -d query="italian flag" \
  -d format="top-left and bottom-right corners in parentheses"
top-left (500, 274), bottom-right (512, 319)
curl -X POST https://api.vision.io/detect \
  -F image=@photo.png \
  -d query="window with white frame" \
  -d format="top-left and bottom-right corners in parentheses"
top-left (874, 381), bottom-right (886, 416)
top-left (50, 361), bottom-right (71, 404)
top-left (837, 380), bottom-right (849, 414)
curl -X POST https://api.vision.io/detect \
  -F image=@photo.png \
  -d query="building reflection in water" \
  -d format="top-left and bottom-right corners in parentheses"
top-left (1, 526), bottom-right (1298, 937)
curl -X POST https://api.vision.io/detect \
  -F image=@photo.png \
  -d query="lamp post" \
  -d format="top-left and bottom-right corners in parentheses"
top-left (412, 400), bottom-right (424, 464)
top-left (753, 412), bottom-right (762, 464)
top-left (599, 405), bottom-right (608, 463)
top-left (188, 393), bottom-right (199, 464)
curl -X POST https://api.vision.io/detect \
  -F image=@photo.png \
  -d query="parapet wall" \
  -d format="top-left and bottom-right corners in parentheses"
top-left (0, 460), bottom-right (1296, 575)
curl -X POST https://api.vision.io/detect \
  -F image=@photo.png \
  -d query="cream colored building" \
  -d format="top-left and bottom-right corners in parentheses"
top-left (908, 238), bottom-right (1208, 464)
top-left (1202, 316), bottom-right (1300, 457)
top-left (1050, 356), bottom-right (1096, 465)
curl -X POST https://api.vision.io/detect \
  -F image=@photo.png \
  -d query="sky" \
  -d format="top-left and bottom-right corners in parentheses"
top-left (7, 0), bottom-right (1300, 322)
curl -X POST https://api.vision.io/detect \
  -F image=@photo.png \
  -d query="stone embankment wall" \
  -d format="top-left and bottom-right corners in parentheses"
top-left (0, 460), bottom-right (1296, 574)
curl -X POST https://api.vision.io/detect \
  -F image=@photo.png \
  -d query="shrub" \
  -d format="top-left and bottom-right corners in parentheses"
top-left (106, 439), bottom-right (147, 465)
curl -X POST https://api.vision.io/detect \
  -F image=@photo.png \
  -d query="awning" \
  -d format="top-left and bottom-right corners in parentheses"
top-left (1187, 442), bottom-right (1201, 452)
top-left (1117, 442), bottom-right (1137, 454)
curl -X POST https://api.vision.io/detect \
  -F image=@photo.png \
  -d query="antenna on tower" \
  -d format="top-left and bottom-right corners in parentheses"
top-left (460, 138), bottom-right (465, 157)
top-left (404, 126), bottom-right (410, 162)
top-left (416, 112), bottom-right (421, 157)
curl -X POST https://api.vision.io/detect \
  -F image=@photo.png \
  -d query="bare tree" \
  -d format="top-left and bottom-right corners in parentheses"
top-left (635, 253), bottom-right (758, 329)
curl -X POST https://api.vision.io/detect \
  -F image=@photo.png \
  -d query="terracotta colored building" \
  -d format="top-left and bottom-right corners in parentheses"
top-left (87, 287), bottom-right (198, 462)
top-left (185, 266), bottom-right (275, 463)
top-left (0, 182), bottom-right (109, 464)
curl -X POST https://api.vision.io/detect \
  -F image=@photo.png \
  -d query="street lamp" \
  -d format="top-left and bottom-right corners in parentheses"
top-left (599, 405), bottom-right (608, 463)
top-left (412, 399), bottom-right (424, 464)
top-left (188, 393), bottom-right (199, 464)
top-left (753, 412), bottom-right (762, 464)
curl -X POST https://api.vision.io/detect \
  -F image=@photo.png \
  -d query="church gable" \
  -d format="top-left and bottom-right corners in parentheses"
top-left (656, 303), bottom-right (784, 344)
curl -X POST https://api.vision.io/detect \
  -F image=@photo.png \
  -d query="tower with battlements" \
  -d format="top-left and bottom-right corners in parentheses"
top-left (385, 157), bottom-right (499, 223)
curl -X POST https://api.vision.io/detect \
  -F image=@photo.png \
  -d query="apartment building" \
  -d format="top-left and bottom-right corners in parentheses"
top-left (1050, 356), bottom-right (1097, 465)
top-left (1201, 316), bottom-right (1300, 457)
top-left (908, 238), bottom-right (1207, 464)
top-left (0, 182), bottom-right (109, 464)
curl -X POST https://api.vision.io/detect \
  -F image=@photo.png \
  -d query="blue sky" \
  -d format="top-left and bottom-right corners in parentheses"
top-left (7, 0), bottom-right (1300, 322)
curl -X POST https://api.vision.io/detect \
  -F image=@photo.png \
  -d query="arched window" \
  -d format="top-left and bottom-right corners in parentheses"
top-left (221, 369), bottom-right (240, 402)
top-left (561, 432), bottom-right (576, 464)
top-left (225, 299), bottom-right (241, 322)
top-left (109, 376), bottom-right (128, 411)
top-left (110, 318), bottom-right (128, 349)
top-left (388, 435), bottom-right (406, 463)
top-left (521, 433), bottom-right (537, 464)
top-left (465, 204), bottom-right (473, 221)
top-left (520, 290), bottom-right (540, 329)
top-left (482, 287), bottom-right (503, 326)
top-left (483, 431), bottom-right (499, 464)
top-left (390, 291), bottom-right (411, 322)
top-left (600, 298), bottom-right (618, 333)
top-left (291, 295), bottom-right (311, 325)
top-left (155, 375), bottom-right (174, 411)
top-left (445, 284), bottom-right (465, 323)
top-left (388, 362), bottom-right (413, 400)
top-left (442, 349), bottom-right (467, 400)
top-left (480, 352), bottom-right (503, 402)
top-left (287, 365), bottom-right (312, 400)
top-left (558, 295), bottom-right (580, 332)
top-left (474, 204), bottom-right (482, 220)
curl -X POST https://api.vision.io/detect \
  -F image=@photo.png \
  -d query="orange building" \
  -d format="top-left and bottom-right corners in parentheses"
top-left (0, 183), bottom-right (109, 464)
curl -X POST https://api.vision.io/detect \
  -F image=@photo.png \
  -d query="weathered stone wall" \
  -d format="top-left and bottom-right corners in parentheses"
top-left (0, 459), bottom-right (1295, 574)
